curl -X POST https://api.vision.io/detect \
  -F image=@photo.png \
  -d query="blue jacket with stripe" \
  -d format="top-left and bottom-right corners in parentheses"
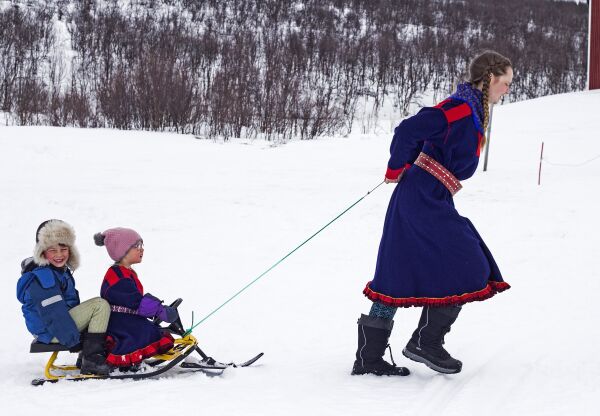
top-left (16, 262), bottom-right (81, 346)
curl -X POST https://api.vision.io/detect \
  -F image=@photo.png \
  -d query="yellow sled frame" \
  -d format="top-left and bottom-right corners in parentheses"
top-left (40, 334), bottom-right (198, 381)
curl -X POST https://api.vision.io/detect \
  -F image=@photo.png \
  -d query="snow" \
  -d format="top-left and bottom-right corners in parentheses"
top-left (1, 89), bottom-right (599, 415)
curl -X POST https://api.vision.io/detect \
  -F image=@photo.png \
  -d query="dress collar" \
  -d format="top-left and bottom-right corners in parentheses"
top-left (449, 83), bottom-right (485, 133)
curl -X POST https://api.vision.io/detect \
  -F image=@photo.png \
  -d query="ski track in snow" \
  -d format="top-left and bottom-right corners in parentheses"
top-left (1, 90), bottom-right (599, 415)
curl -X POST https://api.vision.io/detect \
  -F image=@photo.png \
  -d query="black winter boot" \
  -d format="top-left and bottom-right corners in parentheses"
top-left (75, 352), bottom-right (83, 369)
top-left (80, 332), bottom-right (112, 376)
top-left (402, 306), bottom-right (462, 374)
top-left (351, 314), bottom-right (410, 376)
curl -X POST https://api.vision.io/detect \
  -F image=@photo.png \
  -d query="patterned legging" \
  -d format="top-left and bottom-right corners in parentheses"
top-left (369, 302), bottom-right (397, 320)
top-left (369, 301), bottom-right (463, 321)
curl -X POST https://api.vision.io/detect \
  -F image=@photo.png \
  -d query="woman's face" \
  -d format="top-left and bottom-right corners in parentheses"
top-left (489, 67), bottom-right (513, 104)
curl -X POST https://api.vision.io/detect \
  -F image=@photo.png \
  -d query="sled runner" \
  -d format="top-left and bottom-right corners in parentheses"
top-left (30, 299), bottom-right (263, 386)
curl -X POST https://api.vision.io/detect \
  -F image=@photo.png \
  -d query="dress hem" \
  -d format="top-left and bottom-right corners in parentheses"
top-left (363, 280), bottom-right (510, 308)
top-left (105, 333), bottom-right (174, 367)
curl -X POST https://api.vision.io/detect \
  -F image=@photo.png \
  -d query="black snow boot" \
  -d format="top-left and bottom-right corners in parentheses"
top-left (75, 352), bottom-right (83, 369)
top-left (351, 314), bottom-right (410, 376)
top-left (402, 306), bottom-right (462, 374)
top-left (80, 332), bottom-right (112, 376)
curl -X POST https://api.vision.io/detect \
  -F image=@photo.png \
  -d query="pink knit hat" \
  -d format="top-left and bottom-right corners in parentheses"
top-left (94, 227), bottom-right (142, 261)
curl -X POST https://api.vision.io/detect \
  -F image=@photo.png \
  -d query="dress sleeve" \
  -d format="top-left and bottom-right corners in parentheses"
top-left (386, 107), bottom-right (448, 179)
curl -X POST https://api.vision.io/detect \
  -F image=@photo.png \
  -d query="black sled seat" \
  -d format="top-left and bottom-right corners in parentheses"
top-left (29, 340), bottom-right (81, 382)
top-left (30, 340), bottom-right (81, 353)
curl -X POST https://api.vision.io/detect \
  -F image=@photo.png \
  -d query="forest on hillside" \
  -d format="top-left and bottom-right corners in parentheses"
top-left (0, 0), bottom-right (589, 139)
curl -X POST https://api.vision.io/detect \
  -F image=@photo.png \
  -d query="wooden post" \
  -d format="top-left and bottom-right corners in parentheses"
top-left (589, 0), bottom-right (600, 90)
top-left (483, 105), bottom-right (494, 172)
top-left (538, 142), bottom-right (544, 186)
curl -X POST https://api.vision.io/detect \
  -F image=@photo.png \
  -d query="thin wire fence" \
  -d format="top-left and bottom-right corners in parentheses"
top-left (542, 154), bottom-right (600, 167)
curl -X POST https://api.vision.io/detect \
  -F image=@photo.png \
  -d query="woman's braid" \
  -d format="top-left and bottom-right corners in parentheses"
top-left (468, 51), bottom-right (512, 150)
top-left (481, 71), bottom-right (491, 148)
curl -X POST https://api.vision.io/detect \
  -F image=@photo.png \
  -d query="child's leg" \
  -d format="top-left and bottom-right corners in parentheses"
top-left (68, 298), bottom-right (111, 375)
top-left (50, 297), bottom-right (110, 343)
top-left (68, 297), bottom-right (110, 334)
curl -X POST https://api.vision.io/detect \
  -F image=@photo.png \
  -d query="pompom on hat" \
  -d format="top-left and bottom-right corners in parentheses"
top-left (94, 227), bottom-right (142, 262)
top-left (33, 219), bottom-right (80, 270)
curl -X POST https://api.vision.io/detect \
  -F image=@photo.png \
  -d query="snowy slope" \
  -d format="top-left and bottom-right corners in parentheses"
top-left (0, 90), bottom-right (599, 415)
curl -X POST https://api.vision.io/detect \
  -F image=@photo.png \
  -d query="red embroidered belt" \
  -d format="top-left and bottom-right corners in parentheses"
top-left (413, 152), bottom-right (462, 196)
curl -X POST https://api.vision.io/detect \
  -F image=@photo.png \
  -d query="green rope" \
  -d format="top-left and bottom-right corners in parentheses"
top-left (184, 180), bottom-right (385, 336)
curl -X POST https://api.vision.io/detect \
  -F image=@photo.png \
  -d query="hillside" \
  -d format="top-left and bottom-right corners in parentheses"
top-left (0, 0), bottom-right (588, 139)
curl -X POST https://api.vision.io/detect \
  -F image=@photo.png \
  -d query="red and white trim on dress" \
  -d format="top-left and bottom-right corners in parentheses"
top-left (436, 101), bottom-right (472, 123)
top-left (413, 152), bottom-right (462, 196)
top-left (476, 132), bottom-right (483, 157)
top-left (363, 280), bottom-right (510, 308)
top-left (434, 100), bottom-right (474, 145)
top-left (105, 333), bottom-right (175, 367)
top-left (385, 163), bottom-right (411, 180)
top-left (110, 304), bottom-right (138, 314)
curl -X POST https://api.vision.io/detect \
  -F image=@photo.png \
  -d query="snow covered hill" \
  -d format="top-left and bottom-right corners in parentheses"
top-left (1, 89), bottom-right (599, 415)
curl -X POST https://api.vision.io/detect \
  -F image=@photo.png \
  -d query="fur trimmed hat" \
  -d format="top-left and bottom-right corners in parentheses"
top-left (94, 227), bottom-right (142, 262)
top-left (33, 219), bottom-right (80, 270)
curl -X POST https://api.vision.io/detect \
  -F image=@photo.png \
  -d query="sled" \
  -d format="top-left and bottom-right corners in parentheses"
top-left (29, 299), bottom-right (263, 386)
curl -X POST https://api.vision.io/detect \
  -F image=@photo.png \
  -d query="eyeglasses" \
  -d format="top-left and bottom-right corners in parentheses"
top-left (133, 241), bottom-right (144, 250)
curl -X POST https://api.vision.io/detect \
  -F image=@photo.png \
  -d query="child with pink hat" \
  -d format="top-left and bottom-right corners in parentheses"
top-left (94, 227), bottom-right (179, 368)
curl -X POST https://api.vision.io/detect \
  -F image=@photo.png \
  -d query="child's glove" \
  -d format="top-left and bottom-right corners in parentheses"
top-left (138, 293), bottom-right (179, 323)
top-left (137, 293), bottom-right (162, 318)
top-left (157, 305), bottom-right (179, 323)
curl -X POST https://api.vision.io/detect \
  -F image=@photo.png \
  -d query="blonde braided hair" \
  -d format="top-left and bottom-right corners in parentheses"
top-left (481, 71), bottom-right (491, 145)
top-left (468, 51), bottom-right (512, 149)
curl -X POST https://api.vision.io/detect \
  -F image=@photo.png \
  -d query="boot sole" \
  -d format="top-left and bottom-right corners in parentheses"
top-left (402, 348), bottom-right (461, 374)
top-left (351, 366), bottom-right (410, 376)
top-left (80, 370), bottom-right (110, 376)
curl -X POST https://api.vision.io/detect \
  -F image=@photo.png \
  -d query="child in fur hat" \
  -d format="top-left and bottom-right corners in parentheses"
top-left (16, 220), bottom-right (112, 376)
top-left (94, 227), bottom-right (179, 367)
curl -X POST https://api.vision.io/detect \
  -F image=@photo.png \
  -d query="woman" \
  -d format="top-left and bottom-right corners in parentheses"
top-left (352, 51), bottom-right (512, 377)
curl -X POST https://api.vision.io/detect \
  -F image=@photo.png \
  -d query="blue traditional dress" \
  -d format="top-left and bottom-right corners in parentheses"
top-left (100, 265), bottom-right (174, 366)
top-left (363, 83), bottom-right (510, 307)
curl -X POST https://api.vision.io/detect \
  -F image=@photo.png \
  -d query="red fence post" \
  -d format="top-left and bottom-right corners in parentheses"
top-left (590, 0), bottom-right (600, 90)
top-left (538, 142), bottom-right (544, 186)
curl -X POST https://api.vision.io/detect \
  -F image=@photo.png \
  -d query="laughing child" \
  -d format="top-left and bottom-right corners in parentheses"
top-left (17, 220), bottom-right (111, 375)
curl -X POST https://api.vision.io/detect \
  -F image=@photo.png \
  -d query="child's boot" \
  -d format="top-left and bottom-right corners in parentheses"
top-left (402, 306), bottom-right (462, 374)
top-left (80, 332), bottom-right (112, 376)
top-left (351, 314), bottom-right (410, 376)
top-left (75, 351), bottom-right (83, 369)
